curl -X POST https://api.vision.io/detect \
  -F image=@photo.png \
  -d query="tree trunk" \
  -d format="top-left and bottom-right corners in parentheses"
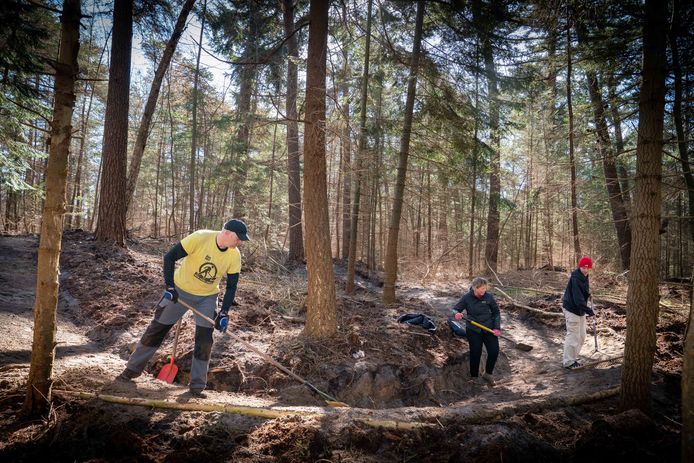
top-left (283, 0), bottom-right (304, 263)
top-left (166, 77), bottom-right (178, 237)
top-left (607, 69), bottom-right (631, 210)
top-left (383, 1), bottom-right (425, 303)
top-left (94, 0), bottom-right (132, 246)
top-left (469, 44), bottom-right (480, 277)
top-left (541, 28), bottom-right (558, 268)
top-left (22, 0), bottom-right (80, 417)
top-left (346, 0), bottom-right (373, 294)
top-left (339, 3), bottom-right (351, 261)
top-left (576, 22), bottom-right (631, 269)
top-left (685, 266), bottom-right (694, 462)
top-left (566, 17), bottom-right (581, 261)
top-left (68, 97), bottom-right (87, 229)
top-left (153, 123), bottom-right (164, 237)
top-left (188, 0), bottom-right (205, 231)
top-left (524, 98), bottom-right (535, 269)
top-left (620, 0), bottom-right (667, 414)
top-left (474, 0), bottom-right (501, 273)
top-left (233, 71), bottom-right (256, 218)
top-left (302, 0), bottom-right (336, 338)
top-left (669, 0), bottom-right (694, 246)
top-left (126, 0), bottom-right (196, 211)
top-left (265, 120), bottom-right (278, 242)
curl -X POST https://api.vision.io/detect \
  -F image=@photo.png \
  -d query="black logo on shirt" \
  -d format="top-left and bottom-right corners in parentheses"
top-left (194, 262), bottom-right (218, 284)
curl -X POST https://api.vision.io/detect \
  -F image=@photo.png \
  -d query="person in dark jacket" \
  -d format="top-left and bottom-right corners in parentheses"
top-left (452, 277), bottom-right (501, 385)
top-left (562, 256), bottom-right (594, 369)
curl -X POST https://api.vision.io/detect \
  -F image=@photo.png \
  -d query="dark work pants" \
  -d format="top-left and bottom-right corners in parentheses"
top-left (467, 329), bottom-right (500, 377)
top-left (126, 287), bottom-right (216, 390)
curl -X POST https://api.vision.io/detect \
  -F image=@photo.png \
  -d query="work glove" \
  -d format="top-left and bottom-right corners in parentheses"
top-left (157, 288), bottom-right (178, 309)
top-left (453, 312), bottom-right (463, 321)
top-left (493, 329), bottom-right (501, 337)
top-left (165, 287), bottom-right (179, 303)
top-left (214, 310), bottom-right (229, 333)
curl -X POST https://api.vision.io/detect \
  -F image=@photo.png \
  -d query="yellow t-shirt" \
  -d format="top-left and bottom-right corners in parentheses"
top-left (174, 230), bottom-right (242, 296)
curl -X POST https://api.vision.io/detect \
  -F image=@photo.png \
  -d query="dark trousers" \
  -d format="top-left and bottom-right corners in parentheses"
top-left (467, 329), bottom-right (500, 377)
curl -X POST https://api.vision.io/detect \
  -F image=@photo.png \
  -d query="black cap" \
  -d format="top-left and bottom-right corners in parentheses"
top-left (224, 219), bottom-right (249, 241)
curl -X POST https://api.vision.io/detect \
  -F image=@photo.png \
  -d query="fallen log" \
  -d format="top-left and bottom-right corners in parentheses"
top-left (55, 389), bottom-right (303, 420)
top-left (435, 386), bottom-right (621, 425)
top-left (53, 389), bottom-right (435, 430)
top-left (493, 287), bottom-right (564, 318)
top-left (54, 385), bottom-right (622, 430)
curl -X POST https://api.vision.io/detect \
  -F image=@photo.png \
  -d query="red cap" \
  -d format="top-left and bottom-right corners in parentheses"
top-left (578, 256), bottom-right (593, 269)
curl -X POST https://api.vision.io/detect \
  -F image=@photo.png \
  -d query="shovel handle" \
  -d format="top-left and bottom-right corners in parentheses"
top-left (465, 318), bottom-right (497, 335)
top-left (175, 299), bottom-right (343, 404)
top-left (170, 319), bottom-right (182, 361)
top-left (464, 317), bottom-right (511, 342)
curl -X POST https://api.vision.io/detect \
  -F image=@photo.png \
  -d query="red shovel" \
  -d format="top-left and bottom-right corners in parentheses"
top-left (157, 319), bottom-right (181, 383)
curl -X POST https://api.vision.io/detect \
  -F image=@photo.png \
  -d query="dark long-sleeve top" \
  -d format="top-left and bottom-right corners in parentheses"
top-left (163, 241), bottom-right (239, 312)
top-left (562, 268), bottom-right (593, 316)
top-left (452, 288), bottom-right (501, 333)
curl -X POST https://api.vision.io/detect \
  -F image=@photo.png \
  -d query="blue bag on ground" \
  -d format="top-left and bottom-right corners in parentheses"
top-left (447, 318), bottom-right (467, 338)
top-left (397, 313), bottom-right (437, 333)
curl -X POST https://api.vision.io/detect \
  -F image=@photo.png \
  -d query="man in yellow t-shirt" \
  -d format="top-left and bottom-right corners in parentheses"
top-left (119, 219), bottom-right (249, 396)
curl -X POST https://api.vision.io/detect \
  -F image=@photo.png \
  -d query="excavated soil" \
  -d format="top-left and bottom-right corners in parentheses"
top-left (0, 232), bottom-right (685, 462)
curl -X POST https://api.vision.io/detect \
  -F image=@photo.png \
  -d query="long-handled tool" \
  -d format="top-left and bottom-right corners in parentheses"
top-left (176, 299), bottom-right (349, 408)
top-left (157, 319), bottom-right (182, 384)
top-left (591, 299), bottom-right (599, 352)
top-left (462, 316), bottom-right (533, 352)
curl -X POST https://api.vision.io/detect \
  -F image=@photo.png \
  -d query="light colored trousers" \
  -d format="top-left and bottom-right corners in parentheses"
top-left (563, 309), bottom-right (587, 367)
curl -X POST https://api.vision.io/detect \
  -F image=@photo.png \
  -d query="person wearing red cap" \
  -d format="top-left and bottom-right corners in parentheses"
top-left (561, 256), bottom-right (594, 369)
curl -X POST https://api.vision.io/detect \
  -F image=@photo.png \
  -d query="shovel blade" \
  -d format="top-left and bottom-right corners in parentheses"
top-left (515, 343), bottom-right (533, 352)
top-left (157, 361), bottom-right (178, 384)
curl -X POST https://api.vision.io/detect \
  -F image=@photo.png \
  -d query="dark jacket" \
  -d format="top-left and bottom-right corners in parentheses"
top-left (452, 289), bottom-right (501, 333)
top-left (562, 268), bottom-right (593, 316)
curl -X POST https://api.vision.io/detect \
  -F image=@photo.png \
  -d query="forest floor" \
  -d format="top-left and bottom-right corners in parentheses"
top-left (0, 232), bottom-right (686, 462)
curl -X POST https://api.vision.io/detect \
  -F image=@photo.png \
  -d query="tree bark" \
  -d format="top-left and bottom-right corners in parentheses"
top-left (576, 21), bottom-right (631, 269)
top-left (669, 0), bottom-right (694, 246)
top-left (126, 0), bottom-right (196, 211)
top-left (346, 0), bottom-right (373, 294)
top-left (94, 0), bottom-right (132, 246)
top-left (231, 22), bottom-right (259, 220)
top-left (152, 123), bottom-right (164, 237)
top-left (473, 0), bottom-right (501, 273)
top-left (607, 69), bottom-right (631, 210)
top-left (188, 0), bottom-right (206, 231)
top-left (469, 43), bottom-right (480, 277)
top-left (540, 27), bottom-right (558, 268)
top-left (22, 0), bottom-right (80, 417)
top-left (302, 0), bottom-right (336, 337)
top-left (283, 0), bottom-right (304, 263)
top-left (339, 2), bottom-right (351, 261)
top-left (383, 1), bottom-right (425, 303)
top-left (620, 0), bottom-right (667, 414)
top-left (566, 17), bottom-right (581, 261)
top-left (685, 266), bottom-right (694, 462)
top-left (265, 120), bottom-right (278, 242)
